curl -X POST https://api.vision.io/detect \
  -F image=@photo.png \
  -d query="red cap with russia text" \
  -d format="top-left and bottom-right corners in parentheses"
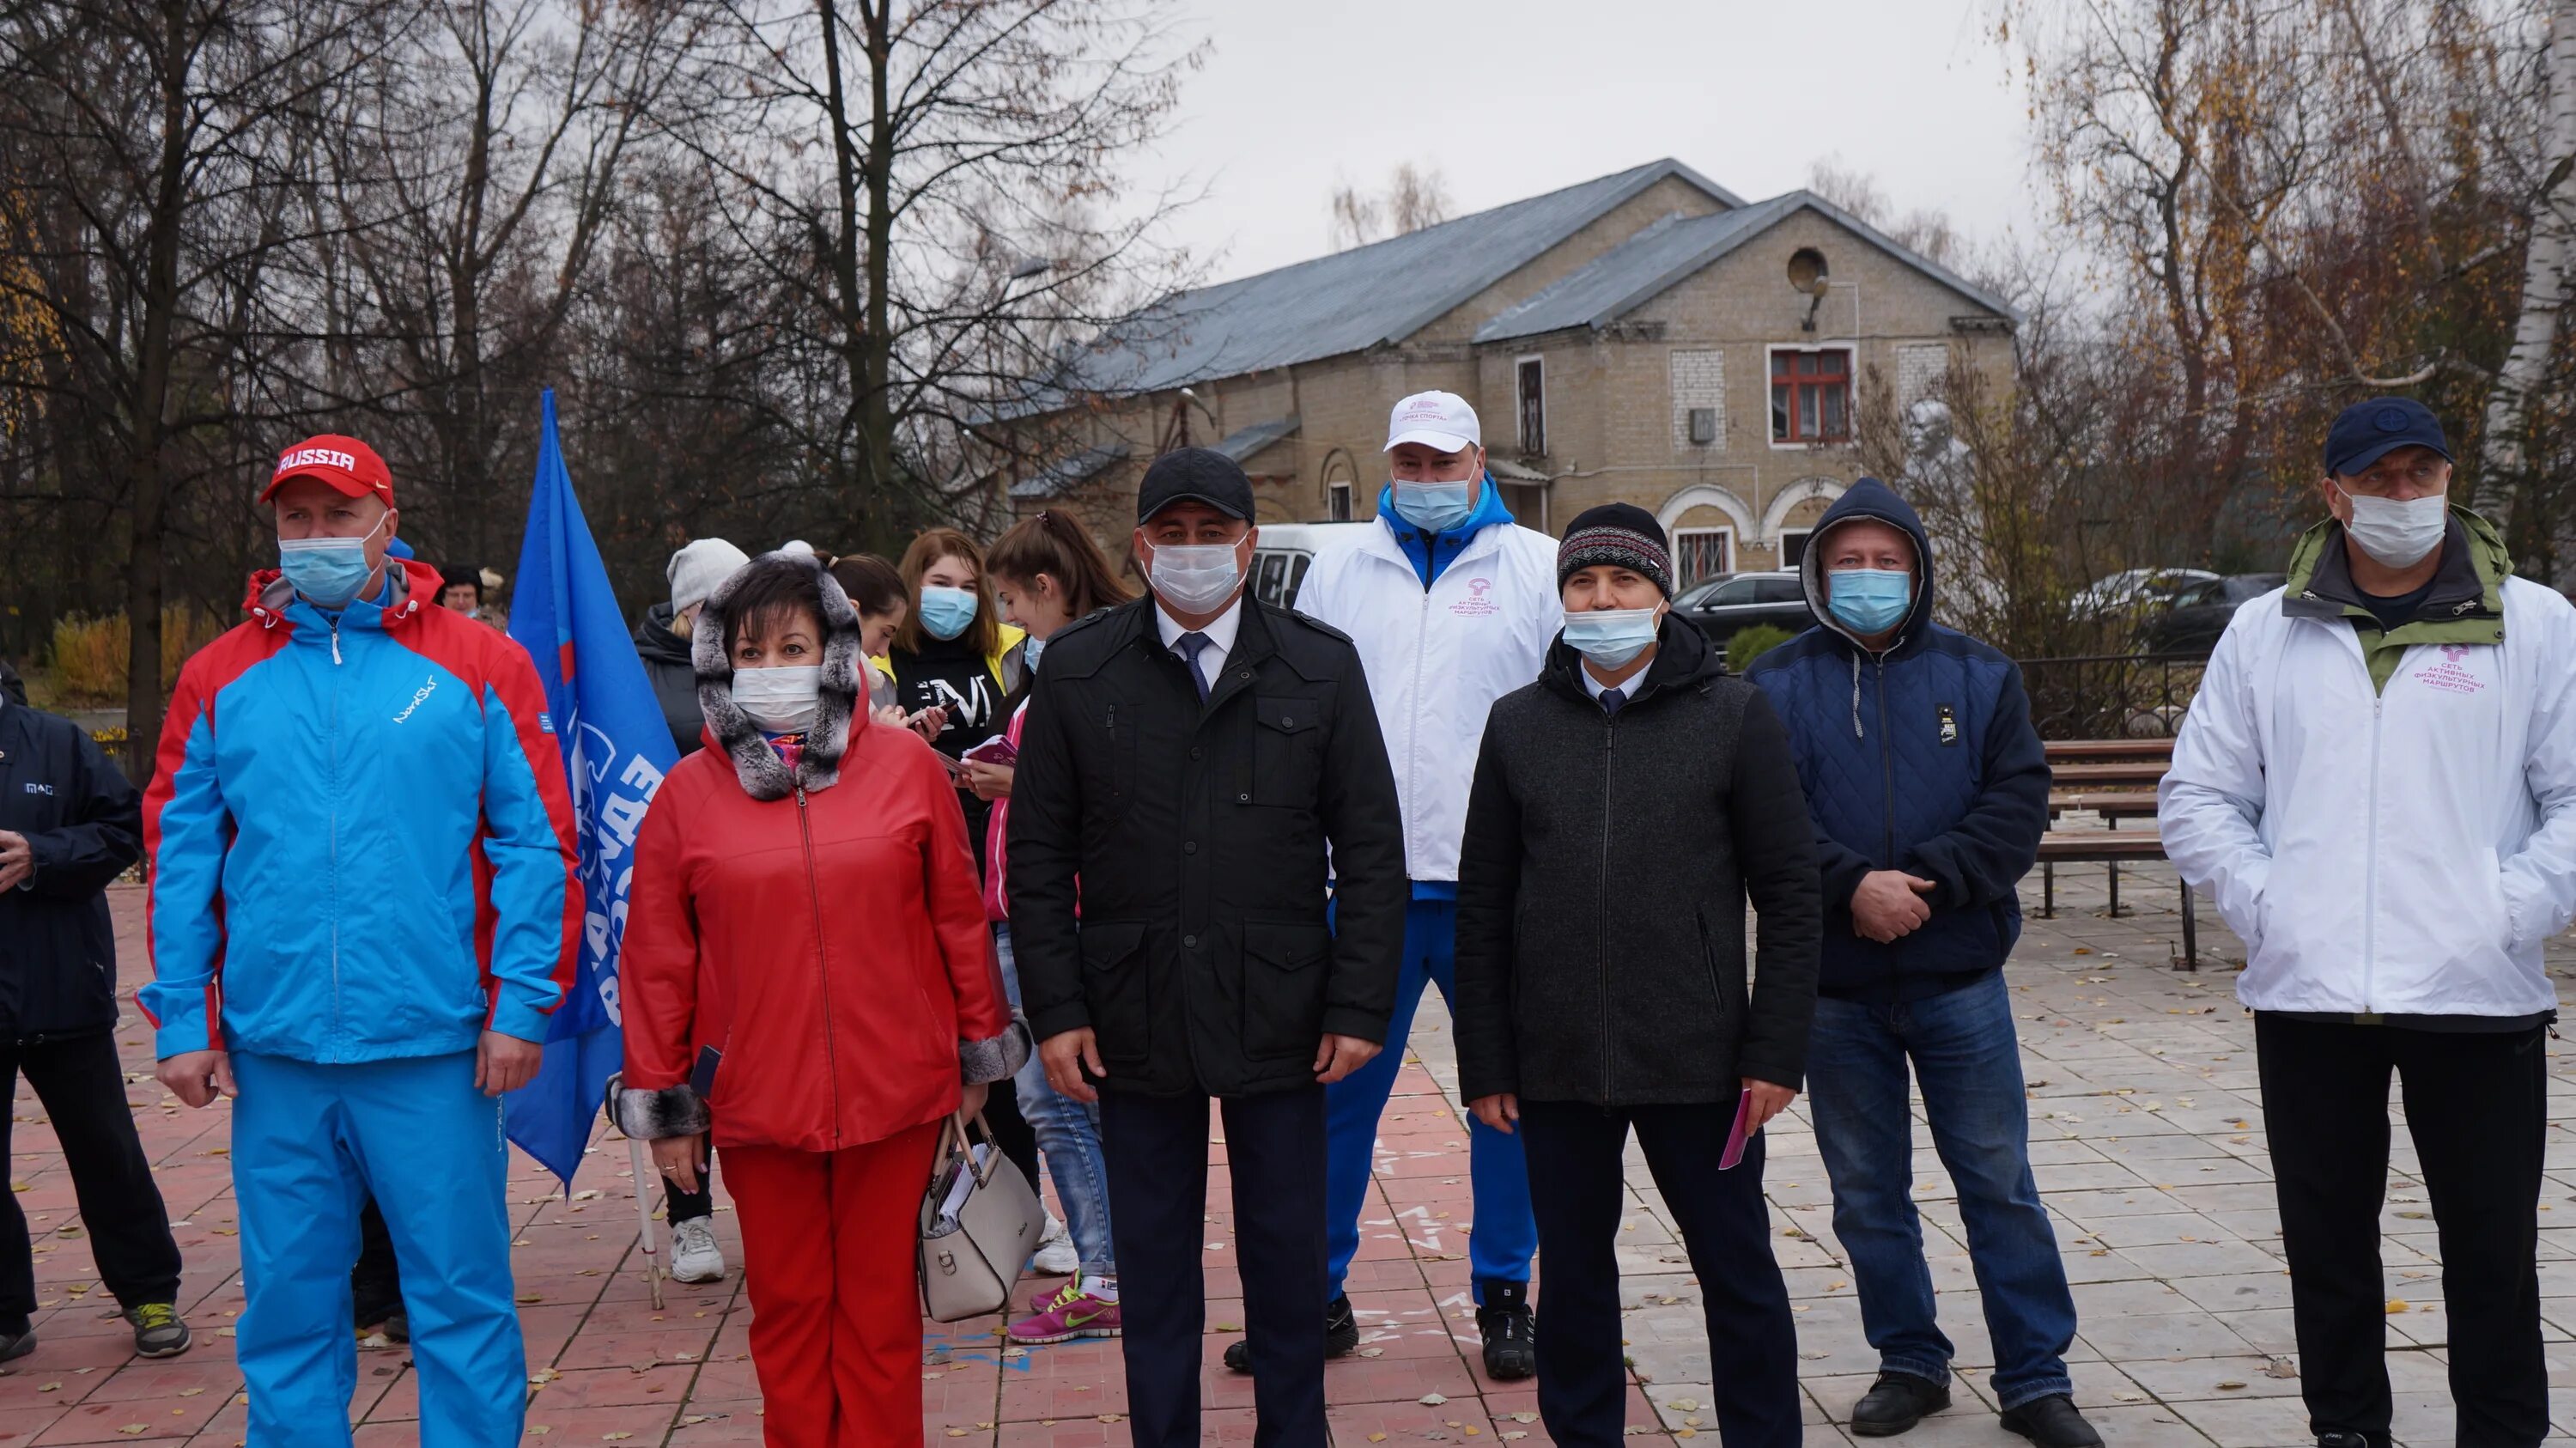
top-left (261, 435), bottom-right (395, 507)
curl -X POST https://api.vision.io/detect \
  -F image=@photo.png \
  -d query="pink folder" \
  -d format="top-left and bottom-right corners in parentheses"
top-left (1718, 1088), bottom-right (1754, 1171)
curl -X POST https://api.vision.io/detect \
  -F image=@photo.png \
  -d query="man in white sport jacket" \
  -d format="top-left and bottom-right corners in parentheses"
top-left (2160, 398), bottom-right (2576, 1448)
top-left (1242, 390), bottom-right (1558, 1380)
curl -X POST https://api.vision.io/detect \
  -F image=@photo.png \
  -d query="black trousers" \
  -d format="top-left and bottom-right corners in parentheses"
top-left (0, 1030), bottom-right (183, 1335)
top-left (1519, 1100), bottom-right (1800, 1448)
top-left (1100, 1085), bottom-right (1326, 1448)
top-left (2256, 1015), bottom-right (2549, 1447)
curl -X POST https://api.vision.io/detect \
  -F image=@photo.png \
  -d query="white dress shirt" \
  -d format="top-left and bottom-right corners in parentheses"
top-left (1155, 596), bottom-right (1245, 691)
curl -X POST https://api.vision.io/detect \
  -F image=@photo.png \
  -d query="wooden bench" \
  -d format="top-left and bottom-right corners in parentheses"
top-left (2036, 739), bottom-right (2201, 968)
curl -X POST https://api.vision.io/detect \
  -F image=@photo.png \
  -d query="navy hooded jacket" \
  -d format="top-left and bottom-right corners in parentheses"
top-left (1744, 478), bottom-right (2050, 999)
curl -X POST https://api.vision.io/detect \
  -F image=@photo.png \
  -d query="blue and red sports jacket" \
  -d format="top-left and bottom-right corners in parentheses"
top-left (141, 559), bottom-right (581, 1062)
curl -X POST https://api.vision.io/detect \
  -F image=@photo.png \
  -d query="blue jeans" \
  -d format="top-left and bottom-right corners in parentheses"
top-left (1323, 897), bottom-right (1536, 1303)
top-left (1806, 969), bottom-right (2077, 1410)
top-left (995, 922), bottom-right (1116, 1275)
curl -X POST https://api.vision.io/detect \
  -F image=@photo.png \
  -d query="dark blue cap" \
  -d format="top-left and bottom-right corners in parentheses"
top-left (2324, 397), bottom-right (2451, 478)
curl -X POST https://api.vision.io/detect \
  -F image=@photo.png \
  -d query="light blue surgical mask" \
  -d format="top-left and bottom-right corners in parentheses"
top-left (278, 513), bottom-right (389, 610)
top-left (1561, 606), bottom-right (1662, 669)
top-left (1022, 635), bottom-right (1046, 673)
top-left (918, 585), bottom-right (979, 641)
top-left (1392, 477), bottom-right (1475, 534)
top-left (1827, 568), bottom-right (1913, 636)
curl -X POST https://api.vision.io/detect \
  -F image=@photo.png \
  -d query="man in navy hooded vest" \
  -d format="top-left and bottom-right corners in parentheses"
top-left (1747, 479), bottom-right (2095, 1446)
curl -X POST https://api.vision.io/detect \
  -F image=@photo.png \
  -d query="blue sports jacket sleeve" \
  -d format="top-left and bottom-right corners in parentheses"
top-left (474, 644), bottom-right (583, 1043)
top-left (140, 661), bottom-right (231, 1057)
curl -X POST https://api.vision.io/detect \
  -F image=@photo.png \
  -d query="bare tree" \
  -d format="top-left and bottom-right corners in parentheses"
top-left (0, 0), bottom-right (397, 776)
top-left (1327, 161), bottom-right (1452, 251)
top-left (2479, 0), bottom-right (2576, 526)
top-left (1805, 153), bottom-right (1965, 269)
top-left (655, 0), bottom-right (1201, 546)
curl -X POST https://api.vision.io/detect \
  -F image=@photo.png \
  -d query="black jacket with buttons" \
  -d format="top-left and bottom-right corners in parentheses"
top-left (1, 699), bottom-right (144, 1043)
top-left (1007, 594), bottom-right (1406, 1097)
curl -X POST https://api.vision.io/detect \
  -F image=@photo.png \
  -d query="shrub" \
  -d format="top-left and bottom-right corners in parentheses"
top-left (47, 609), bottom-right (225, 706)
top-left (1726, 624), bottom-right (1797, 674)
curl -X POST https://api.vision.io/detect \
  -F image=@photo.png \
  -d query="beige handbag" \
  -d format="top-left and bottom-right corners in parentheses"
top-left (916, 1112), bottom-right (1042, 1322)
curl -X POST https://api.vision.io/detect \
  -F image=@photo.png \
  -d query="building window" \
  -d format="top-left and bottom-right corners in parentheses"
top-left (1327, 481), bottom-right (1352, 520)
top-left (1770, 347), bottom-right (1852, 445)
top-left (1777, 527), bottom-right (1814, 569)
top-left (1516, 356), bottom-right (1546, 456)
top-left (1673, 527), bottom-right (1732, 585)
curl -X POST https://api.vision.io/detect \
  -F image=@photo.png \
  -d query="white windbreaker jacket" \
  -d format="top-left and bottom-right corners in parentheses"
top-left (2158, 576), bottom-right (2576, 1015)
top-left (1294, 514), bottom-right (1560, 885)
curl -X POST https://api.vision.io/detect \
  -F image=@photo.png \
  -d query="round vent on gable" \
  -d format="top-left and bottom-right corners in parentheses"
top-left (1786, 247), bottom-right (1831, 297)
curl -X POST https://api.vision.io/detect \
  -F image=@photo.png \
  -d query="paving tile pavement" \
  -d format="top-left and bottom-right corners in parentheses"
top-left (8, 875), bottom-right (2576, 1445)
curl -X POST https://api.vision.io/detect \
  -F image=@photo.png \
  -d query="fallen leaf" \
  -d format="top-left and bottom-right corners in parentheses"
top-left (2216, 1379), bottom-right (2246, 1390)
top-left (1419, 1393), bottom-right (1449, 1406)
top-left (2385, 1299), bottom-right (2409, 1313)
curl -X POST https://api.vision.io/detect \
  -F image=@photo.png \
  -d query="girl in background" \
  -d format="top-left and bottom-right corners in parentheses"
top-left (973, 511), bottom-right (1135, 1344)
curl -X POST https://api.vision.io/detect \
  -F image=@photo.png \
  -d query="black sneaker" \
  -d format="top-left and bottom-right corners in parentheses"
top-left (1222, 1293), bottom-right (1360, 1372)
top-left (1999, 1394), bottom-right (2104, 1448)
top-left (122, 1303), bottom-right (191, 1359)
top-left (1850, 1372), bottom-right (1949, 1436)
top-left (0, 1328), bottom-right (32, 1365)
top-left (1475, 1279), bottom-right (1534, 1381)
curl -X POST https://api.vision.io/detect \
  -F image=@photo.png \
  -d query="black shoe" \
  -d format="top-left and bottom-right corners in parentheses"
top-left (1850, 1372), bottom-right (1949, 1435)
top-left (1475, 1279), bottom-right (1535, 1381)
top-left (1222, 1293), bottom-right (1361, 1372)
top-left (0, 1328), bottom-right (32, 1365)
top-left (1999, 1395), bottom-right (2104, 1448)
top-left (2316, 1435), bottom-right (2388, 1448)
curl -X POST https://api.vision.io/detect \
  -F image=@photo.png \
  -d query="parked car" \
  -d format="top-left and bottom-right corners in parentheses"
top-left (2070, 566), bottom-right (2220, 620)
top-left (1674, 570), bottom-right (1814, 644)
top-left (1257, 521), bottom-right (1372, 609)
top-left (2141, 573), bottom-right (2287, 655)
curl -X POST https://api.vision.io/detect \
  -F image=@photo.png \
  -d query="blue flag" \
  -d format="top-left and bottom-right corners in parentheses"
top-left (505, 390), bottom-right (679, 1187)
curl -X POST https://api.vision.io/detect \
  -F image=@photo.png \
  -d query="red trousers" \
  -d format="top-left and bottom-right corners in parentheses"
top-left (724, 1122), bottom-right (943, 1448)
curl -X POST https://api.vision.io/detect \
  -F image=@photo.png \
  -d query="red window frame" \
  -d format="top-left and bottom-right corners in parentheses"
top-left (1770, 348), bottom-right (1852, 444)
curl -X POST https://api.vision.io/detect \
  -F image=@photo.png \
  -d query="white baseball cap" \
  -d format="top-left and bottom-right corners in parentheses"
top-left (1383, 391), bottom-right (1481, 453)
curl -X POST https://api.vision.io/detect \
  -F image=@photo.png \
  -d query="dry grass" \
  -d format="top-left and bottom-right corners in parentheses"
top-left (47, 608), bottom-right (225, 707)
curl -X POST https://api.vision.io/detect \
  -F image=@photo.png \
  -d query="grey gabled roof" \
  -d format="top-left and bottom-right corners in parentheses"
top-left (1210, 414), bottom-right (1298, 464)
top-left (1018, 160), bottom-right (1746, 408)
top-left (1473, 189), bottom-right (2022, 344)
top-left (1010, 442), bottom-right (1130, 500)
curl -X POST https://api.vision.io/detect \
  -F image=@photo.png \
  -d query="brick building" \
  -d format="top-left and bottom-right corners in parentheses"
top-left (996, 158), bottom-right (2015, 580)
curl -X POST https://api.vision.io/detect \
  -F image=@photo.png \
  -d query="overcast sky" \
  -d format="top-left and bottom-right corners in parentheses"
top-left (1142, 0), bottom-right (2038, 285)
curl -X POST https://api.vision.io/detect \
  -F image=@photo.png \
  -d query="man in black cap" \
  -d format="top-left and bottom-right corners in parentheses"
top-left (1008, 447), bottom-right (1406, 1448)
top-left (2164, 398), bottom-right (2576, 1448)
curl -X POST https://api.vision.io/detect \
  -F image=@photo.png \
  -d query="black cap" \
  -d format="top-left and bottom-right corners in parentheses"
top-left (2324, 397), bottom-right (2451, 478)
top-left (1136, 447), bottom-right (1255, 523)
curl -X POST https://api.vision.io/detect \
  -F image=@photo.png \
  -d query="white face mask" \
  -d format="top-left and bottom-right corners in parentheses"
top-left (732, 665), bottom-right (821, 733)
top-left (2333, 482), bottom-right (2449, 569)
top-left (1148, 540), bottom-right (1243, 614)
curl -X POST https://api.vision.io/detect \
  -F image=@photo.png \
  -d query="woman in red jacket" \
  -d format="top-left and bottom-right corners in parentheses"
top-left (617, 550), bottom-right (1025, 1448)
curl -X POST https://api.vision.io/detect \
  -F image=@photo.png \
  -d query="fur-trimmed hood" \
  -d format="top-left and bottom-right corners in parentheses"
top-left (692, 550), bottom-right (866, 800)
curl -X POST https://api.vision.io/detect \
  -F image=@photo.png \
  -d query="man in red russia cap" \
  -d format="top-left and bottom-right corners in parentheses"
top-left (143, 434), bottom-right (581, 1447)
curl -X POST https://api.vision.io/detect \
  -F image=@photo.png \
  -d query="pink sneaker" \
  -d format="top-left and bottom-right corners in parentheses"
top-left (1007, 1281), bottom-right (1122, 1345)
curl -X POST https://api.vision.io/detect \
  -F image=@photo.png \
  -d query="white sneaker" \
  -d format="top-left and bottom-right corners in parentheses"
top-left (669, 1216), bottom-right (726, 1283)
top-left (1031, 1213), bottom-right (1078, 1276)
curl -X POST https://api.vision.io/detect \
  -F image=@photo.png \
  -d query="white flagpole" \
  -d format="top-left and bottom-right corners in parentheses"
top-left (629, 1135), bottom-right (665, 1311)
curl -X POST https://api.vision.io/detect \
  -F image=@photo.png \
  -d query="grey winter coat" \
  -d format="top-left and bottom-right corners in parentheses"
top-left (1453, 617), bottom-right (1823, 1107)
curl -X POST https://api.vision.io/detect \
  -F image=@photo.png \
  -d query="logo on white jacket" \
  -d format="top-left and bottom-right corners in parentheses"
top-left (2411, 643), bottom-right (2487, 697)
top-left (1449, 576), bottom-right (1500, 618)
top-left (393, 675), bottom-right (440, 722)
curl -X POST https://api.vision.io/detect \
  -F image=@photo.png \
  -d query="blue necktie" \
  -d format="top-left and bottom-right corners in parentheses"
top-left (1601, 686), bottom-right (1626, 717)
top-left (1175, 631), bottom-right (1212, 703)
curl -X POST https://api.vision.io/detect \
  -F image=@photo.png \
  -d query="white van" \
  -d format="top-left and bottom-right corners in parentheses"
top-left (1249, 521), bottom-right (1373, 610)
